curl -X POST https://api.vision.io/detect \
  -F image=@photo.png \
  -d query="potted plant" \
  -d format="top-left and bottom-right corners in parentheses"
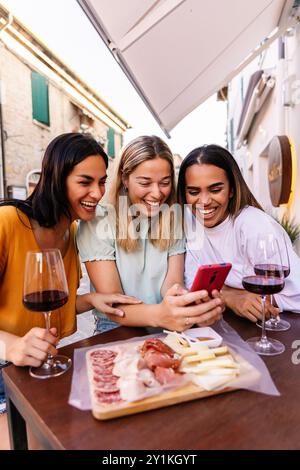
top-left (274, 214), bottom-right (300, 245)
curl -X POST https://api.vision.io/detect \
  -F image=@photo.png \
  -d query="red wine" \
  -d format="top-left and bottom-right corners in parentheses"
top-left (242, 276), bottom-right (284, 295)
top-left (23, 290), bottom-right (68, 312)
top-left (254, 263), bottom-right (290, 278)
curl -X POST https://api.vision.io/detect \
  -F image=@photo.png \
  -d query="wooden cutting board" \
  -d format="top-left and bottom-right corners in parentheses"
top-left (87, 335), bottom-right (249, 420)
top-left (91, 382), bottom-right (234, 420)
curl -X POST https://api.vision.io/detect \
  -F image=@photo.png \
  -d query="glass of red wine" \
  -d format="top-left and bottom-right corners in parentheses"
top-left (256, 233), bottom-right (290, 331)
top-left (242, 234), bottom-right (285, 356)
top-left (23, 249), bottom-right (72, 378)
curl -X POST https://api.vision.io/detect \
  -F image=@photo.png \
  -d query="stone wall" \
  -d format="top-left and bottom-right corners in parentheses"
top-left (0, 44), bottom-right (122, 193)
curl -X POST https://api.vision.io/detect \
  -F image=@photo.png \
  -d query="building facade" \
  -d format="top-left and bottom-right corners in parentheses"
top-left (226, 19), bottom-right (300, 253)
top-left (0, 4), bottom-right (129, 198)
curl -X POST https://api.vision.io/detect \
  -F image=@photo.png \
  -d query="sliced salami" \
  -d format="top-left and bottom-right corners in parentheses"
top-left (90, 349), bottom-right (117, 360)
top-left (93, 374), bottom-right (119, 385)
top-left (94, 383), bottom-right (120, 393)
top-left (87, 347), bottom-right (120, 399)
top-left (91, 359), bottom-right (115, 368)
top-left (94, 389), bottom-right (122, 405)
top-left (92, 365), bottom-right (115, 376)
top-left (91, 357), bottom-right (116, 367)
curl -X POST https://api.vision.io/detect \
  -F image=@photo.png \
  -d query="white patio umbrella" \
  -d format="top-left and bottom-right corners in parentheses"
top-left (77, 0), bottom-right (298, 136)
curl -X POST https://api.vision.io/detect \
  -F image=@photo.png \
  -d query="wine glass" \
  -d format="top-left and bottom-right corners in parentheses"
top-left (242, 234), bottom-right (285, 356)
top-left (256, 233), bottom-right (290, 331)
top-left (23, 249), bottom-right (72, 378)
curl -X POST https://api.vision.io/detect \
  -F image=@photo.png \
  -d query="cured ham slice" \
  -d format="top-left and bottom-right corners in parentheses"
top-left (140, 337), bottom-right (182, 388)
top-left (143, 350), bottom-right (181, 371)
top-left (154, 366), bottom-right (177, 385)
top-left (140, 338), bottom-right (181, 372)
top-left (141, 338), bottom-right (176, 357)
top-left (138, 368), bottom-right (160, 388)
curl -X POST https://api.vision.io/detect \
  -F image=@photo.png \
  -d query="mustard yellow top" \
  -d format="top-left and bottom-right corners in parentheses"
top-left (0, 206), bottom-right (80, 339)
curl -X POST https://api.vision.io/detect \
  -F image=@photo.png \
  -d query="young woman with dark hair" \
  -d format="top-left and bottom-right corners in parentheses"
top-left (0, 133), bottom-right (140, 372)
top-left (178, 144), bottom-right (300, 322)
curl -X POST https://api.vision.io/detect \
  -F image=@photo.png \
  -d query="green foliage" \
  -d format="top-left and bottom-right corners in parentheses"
top-left (274, 214), bottom-right (300, 245)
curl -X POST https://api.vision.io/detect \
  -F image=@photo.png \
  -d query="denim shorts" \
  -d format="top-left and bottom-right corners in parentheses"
top-left (94, 316), bottom-right (120, 334)
top-left (0, 369), bottom-right (4, 396)
top-left (0, 370), bottom-right (6, 414)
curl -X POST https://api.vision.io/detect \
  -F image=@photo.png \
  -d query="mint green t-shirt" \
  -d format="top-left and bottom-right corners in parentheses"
top-left (77, 205), bottom-right (186, 317)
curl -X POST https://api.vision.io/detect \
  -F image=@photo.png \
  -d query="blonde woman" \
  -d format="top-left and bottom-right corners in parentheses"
top-left (77, 135), bottom-right (223, 333)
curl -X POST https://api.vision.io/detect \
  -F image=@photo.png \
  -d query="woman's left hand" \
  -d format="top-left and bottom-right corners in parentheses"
top-left (89, 292), bottom-right (142, 317)
top-left (76, 292), bottom-right (142, 316)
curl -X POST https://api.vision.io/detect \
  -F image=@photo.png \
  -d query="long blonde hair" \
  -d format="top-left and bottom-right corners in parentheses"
top-left (109, 135), bottom-right (178, 252)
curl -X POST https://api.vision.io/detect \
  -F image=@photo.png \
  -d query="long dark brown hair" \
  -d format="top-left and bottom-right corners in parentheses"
top-left (0, 133), bottom-right (108, 227)
top-left (177, 144), bottom-right (262, 217)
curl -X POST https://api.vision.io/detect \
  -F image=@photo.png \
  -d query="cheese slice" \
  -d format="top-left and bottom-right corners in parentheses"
top-left (182, 349), bottom-right (216, 364)
top-left (180, 347), bottom-right (206, 357)
top-left (201, 355), bottom-right (239, 368)
top-left (185, 343), bottom-right (211, 355)
top-left (163, 335), bottom-right (185, 355)
top-left (207, 355), bottom-right (239, 368)
top-left (181, 355), bottom-right (239, 373)
top-left (210, 346), bottom-right (228, 356)
top-left (207, 368), bottom-right (239, 376)
top-left (191, 371), bottom-right (236, 391)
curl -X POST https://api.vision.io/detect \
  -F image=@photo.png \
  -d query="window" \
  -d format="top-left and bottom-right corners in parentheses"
top-left (107, 127), bottom-right (115, 158)
top-left (26, 169), bottom-right (41, 196)
top-left (31, 71), bottom-right (50, 126)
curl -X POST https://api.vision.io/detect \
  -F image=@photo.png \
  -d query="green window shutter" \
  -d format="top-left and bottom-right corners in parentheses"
top-left (107, 127), bottom-right (115, 157)
top-left (31, 71), bottom-right (50, 125)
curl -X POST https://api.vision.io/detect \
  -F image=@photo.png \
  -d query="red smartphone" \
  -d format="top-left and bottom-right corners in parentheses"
top-left (189, 263), bottom-right (232, 295)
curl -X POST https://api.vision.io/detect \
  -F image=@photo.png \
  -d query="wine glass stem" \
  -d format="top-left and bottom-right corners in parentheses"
top-left (260, 295), bottom-right (268, 343)
top-left (270, 294), bottom-right (280, 324)
top-left (44, 311), bottom-right (54, 366)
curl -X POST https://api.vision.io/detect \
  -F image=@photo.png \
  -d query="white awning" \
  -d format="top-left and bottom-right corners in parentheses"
top-left (77, 0), bottom-right (298, 136)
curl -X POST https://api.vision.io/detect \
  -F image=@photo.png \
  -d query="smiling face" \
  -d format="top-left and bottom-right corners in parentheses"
top-left (124, 157), bottom-right (172, 217)
top-left (66, 155), bottom-right (107, 221)
top-left (185, 163), bottom-right (233, 227)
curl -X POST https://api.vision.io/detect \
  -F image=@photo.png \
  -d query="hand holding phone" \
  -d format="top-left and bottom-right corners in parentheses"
top-left (189, 263), bottom-right (232, 296)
